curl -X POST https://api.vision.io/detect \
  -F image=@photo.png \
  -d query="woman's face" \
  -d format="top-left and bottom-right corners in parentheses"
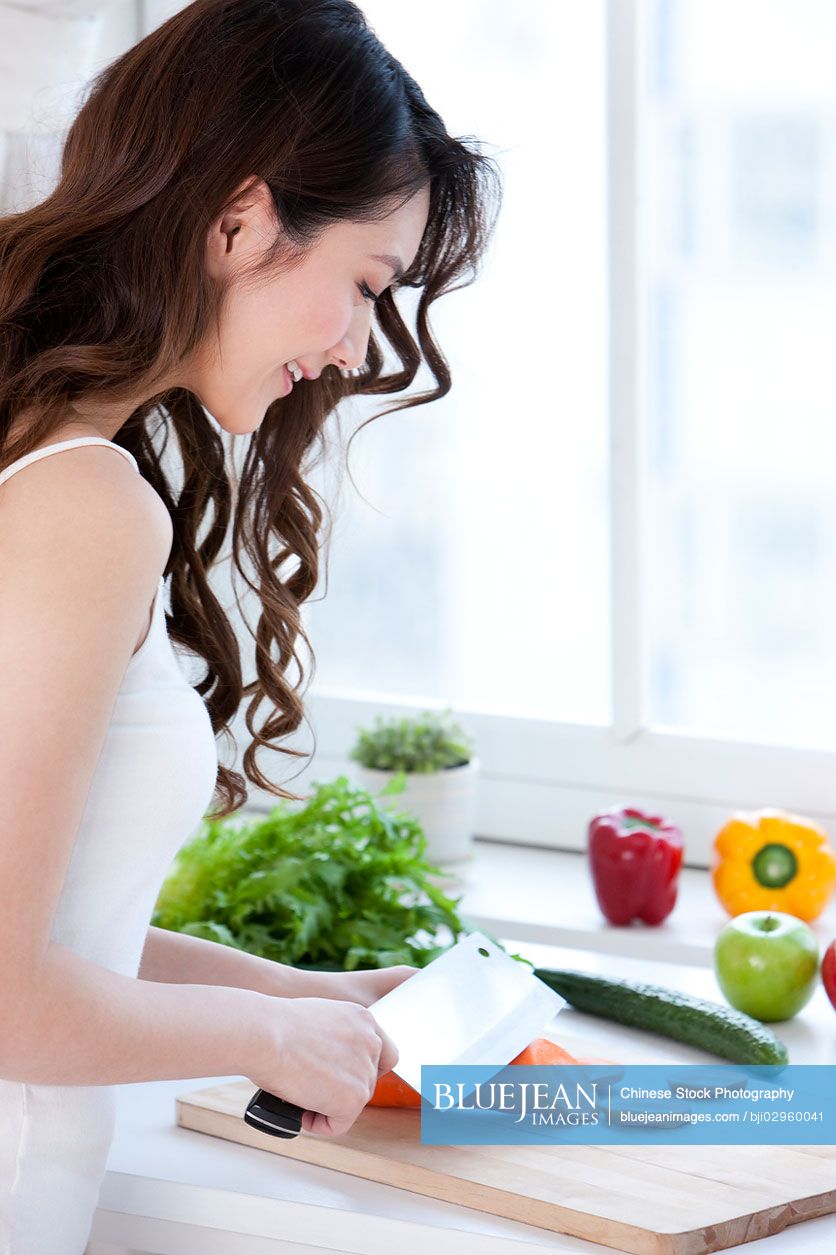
top-left (192, 177), bottom-right (431, 434)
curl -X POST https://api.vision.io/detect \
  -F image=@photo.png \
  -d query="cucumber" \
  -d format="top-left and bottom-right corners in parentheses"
top-left (534, 967), bottom-right (789, 1065)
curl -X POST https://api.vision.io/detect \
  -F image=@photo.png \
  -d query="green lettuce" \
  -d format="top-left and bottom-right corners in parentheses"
top-left (150, 773), bottom-right (469, 970)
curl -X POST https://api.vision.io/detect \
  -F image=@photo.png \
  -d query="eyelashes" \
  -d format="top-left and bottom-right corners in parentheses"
top-left (358, 280), bottom-right (380, 305)
top-left (359, 278), bottom-right (402, 306)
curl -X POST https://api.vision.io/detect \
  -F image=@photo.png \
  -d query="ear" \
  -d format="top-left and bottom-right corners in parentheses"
top-left (205, 176), bottom-right (276, 277)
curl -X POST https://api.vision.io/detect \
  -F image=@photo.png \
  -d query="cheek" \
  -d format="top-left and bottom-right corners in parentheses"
top-left (218, 292), bottom-right (277, 365)
top-left (291, 287), bottom-right (354, 350)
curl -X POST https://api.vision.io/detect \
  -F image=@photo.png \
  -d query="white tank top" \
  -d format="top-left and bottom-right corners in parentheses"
top-left (0, 436), bottom-right (220, 1254)
top-left (0, 435), bottom-right (219, 972)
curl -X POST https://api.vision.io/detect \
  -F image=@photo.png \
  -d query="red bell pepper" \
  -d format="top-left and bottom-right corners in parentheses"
top-left (588, 806), bottom-right (684, 926)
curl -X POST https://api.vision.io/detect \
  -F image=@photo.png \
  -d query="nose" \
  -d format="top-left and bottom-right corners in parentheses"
top-left (332, 343), bottom-right (367, 376)
top-left (329, 305), bottom-right (372, 376)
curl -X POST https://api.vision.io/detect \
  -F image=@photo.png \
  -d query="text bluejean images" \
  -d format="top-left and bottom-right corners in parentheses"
top-left (418, 1064), bottom-right (836, 1145)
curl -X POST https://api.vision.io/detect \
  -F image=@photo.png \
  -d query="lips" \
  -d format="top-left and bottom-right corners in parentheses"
top-left (280, 361), bottom-right (321, 389)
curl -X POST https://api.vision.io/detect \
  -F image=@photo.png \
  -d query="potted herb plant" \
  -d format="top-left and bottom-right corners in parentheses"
top-left (348, 708), bottom-right (480, 864)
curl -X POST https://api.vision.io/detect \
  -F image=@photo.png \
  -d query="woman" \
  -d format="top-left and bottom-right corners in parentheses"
top-left (0, 0), bottom-right (501, 1249)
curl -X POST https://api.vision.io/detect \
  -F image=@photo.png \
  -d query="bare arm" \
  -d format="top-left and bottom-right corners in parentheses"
top-left (138, 925), bottom-right (349, 1000)
top-left (138, 925), bottom-right (297, 996)
top-left (1, 939), bottom-right (269, 1085)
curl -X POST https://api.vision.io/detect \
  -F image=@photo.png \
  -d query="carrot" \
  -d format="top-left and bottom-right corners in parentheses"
top-left (367, 1070), bottom-right (422, 1108)
top-left (367, 1037), bottom-right (602, 1107)
top-left (510, 1037), bottom-right (578, 1066)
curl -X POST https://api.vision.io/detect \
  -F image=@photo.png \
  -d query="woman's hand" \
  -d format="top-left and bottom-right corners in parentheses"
top-left (247, 995), bottom-right (400, 1138)
top-left (284, 964), bottom-right (420, 1006)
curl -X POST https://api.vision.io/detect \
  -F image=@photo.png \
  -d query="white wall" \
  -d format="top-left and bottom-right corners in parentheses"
top-left (0, 0), bottom-right (140, 210)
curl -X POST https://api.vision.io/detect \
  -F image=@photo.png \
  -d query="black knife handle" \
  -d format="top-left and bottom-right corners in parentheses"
top-left (244, 1088), bottom-right (303, 1138)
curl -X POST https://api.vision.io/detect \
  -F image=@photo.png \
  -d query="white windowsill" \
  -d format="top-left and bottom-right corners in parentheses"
top-left (427, 837), bottom-right (836, 967)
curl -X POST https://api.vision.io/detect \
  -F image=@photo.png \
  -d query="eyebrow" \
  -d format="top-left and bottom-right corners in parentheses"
top-left (369, 253), bottom-right (405, 282)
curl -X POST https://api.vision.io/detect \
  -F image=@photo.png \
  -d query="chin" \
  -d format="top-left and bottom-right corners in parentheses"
top-left (193, 391), bottom-right (270, 437)
top-left (218, 415), bottom-right (266, 436)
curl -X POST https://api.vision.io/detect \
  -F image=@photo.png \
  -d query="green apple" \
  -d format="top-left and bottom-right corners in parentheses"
top-left (713, 910), bottom-right (819, 1022)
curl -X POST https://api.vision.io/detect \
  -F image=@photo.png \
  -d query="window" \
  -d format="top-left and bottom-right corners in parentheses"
top-left (304, 0), bottom-right (610, 727)
top-left (644, 0), bottom-right (836, 751)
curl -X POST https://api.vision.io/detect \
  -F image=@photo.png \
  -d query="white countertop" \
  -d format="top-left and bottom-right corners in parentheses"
top-left (88, 844), bottom-right (836, 1255)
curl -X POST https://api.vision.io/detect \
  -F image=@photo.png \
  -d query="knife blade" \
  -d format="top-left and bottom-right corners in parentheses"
top-left (244, 931), bottom-right (566, 1138)
top-left (366, 930), bottom-right (567, 1094)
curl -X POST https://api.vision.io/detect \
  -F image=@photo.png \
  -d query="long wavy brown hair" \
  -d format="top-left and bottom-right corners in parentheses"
top-left (0, 0), bottom-right (502, 819)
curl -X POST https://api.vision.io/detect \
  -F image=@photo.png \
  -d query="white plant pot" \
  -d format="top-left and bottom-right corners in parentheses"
top-left (352, 757), bottom-right (481, 865)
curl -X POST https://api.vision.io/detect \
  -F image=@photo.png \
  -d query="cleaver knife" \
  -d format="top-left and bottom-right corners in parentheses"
top-left (244, 930), bottom-right (567, 1138)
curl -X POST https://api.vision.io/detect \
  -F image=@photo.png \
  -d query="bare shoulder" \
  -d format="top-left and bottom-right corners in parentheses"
top-left (0, 441), bottom-right (172, 576)
top-left (0, 442), bottom-right (173, 667)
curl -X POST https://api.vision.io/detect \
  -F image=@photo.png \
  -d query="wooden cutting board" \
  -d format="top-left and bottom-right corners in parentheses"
top-left (176, 1079), bottom-right (836, 1255)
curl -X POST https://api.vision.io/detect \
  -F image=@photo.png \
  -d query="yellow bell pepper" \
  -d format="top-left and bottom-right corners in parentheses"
top-left (712, 807), bottom-right (836, 922)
